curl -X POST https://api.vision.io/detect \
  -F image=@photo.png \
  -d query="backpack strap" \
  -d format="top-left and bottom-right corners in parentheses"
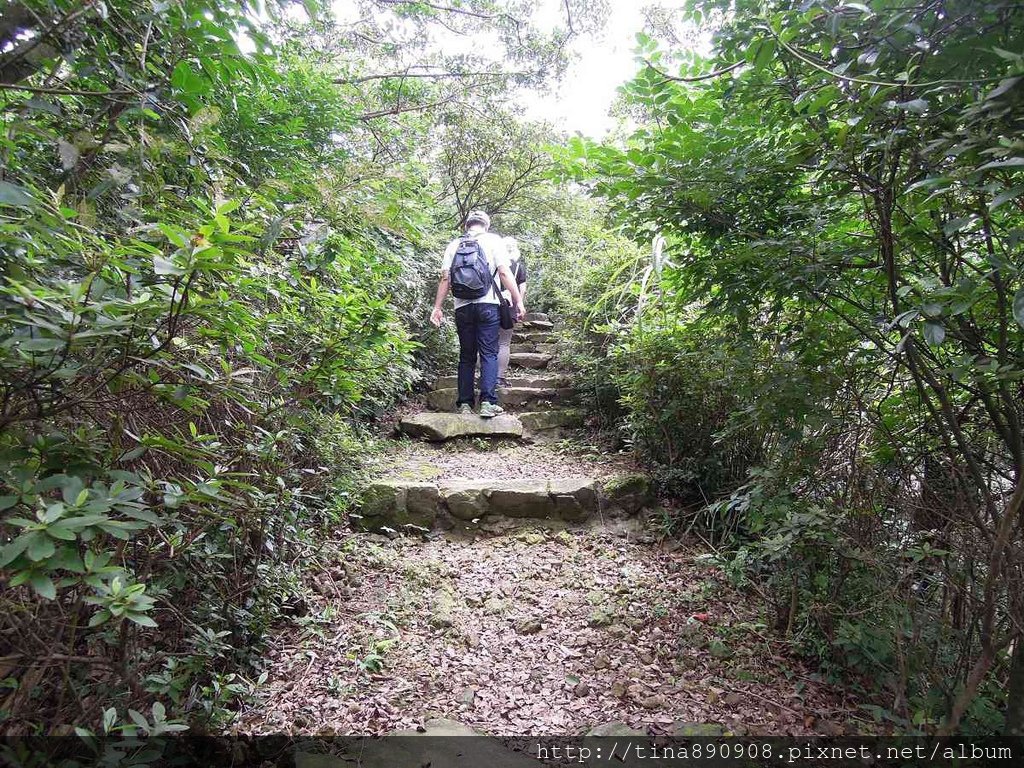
top-left (491, 266), bottom-right (502, 300)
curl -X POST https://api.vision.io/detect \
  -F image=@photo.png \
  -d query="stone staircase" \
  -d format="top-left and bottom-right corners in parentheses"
top-left (357, 313), bottom-right (653, 533)
top-left (398, 312), bottom-right (582, 442)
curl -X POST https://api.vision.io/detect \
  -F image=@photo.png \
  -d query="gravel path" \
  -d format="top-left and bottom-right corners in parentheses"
top-left (368, 438), bottom-right (640, 482)
top-left (238, 525), bottom-right (863, 737)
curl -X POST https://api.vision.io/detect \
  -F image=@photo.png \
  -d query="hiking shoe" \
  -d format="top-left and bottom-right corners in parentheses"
top-left (478, 402), bottom-right (504, 418)
top-left (457, 403), bottom-right (473, 415)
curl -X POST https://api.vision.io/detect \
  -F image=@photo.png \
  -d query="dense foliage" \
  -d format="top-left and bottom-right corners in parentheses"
top-left (4, 0), bottom-right (1021, 748)
top-left (558, 0), bottom-right (1024, 737)
top-left (0, 0), bottom-right (612, 745)
top-left (0, 0), bottom-right (445, 741)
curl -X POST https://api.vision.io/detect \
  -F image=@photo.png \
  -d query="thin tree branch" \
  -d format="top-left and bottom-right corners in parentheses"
top-left (336, 70), bottom-right (508, 85)
top-left (357, 95), bottom-right (458, 121)
top-left (644, 59), bottom-right (744, 84)
top-left (0, 82), bottom-right (147, 98)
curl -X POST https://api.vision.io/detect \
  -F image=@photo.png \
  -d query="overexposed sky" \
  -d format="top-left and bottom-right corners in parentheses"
top-left (326, 0), bottom-right (700, 138)
top-left (520, 0), bottom-right (691, 137)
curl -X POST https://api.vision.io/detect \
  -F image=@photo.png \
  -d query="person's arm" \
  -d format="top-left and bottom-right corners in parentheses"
top-left (498, 265), bottom-right (525, 319)
top-left (518, 281), bottom-right (527, 305)
top-left (432, 243), bottom-right (456, 326)
top-left (430, 273), bottom-right (449, 327)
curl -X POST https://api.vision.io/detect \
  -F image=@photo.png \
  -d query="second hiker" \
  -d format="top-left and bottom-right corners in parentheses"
top-left (497, 236), bottom-right (527, 387)
top-left (430, 210), bottom-right (526, 418)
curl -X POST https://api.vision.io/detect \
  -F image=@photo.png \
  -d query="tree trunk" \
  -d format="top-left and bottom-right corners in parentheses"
top-left (1007, 637), bottom-right (1024, 739)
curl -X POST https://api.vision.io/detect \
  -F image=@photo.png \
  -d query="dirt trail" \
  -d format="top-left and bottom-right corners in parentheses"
top-left (239, 521), bottom-right (862, 737)
top-left (240, 319), bottom-right (866, 738)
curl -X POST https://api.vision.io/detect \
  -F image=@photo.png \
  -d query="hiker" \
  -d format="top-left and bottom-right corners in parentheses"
top-left (496, 236), bottom-right (527, 387)
top-left (430, 210), bottom-right (526, 418)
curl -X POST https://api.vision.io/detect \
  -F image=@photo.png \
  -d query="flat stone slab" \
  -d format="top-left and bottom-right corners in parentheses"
top-left (399, 412), bottom-right (524, 441)
top-left (520, 409), bottom-right (584, 431)
top-left (357, 474), bottom-right (650, 530)
top-left (512, 330), bottom-right (553, 344)
top-left (522, 312), bottom-right (550, 323)
top-left (426, 387), bottom-right (574, 412)
top-left (511, 374), bottom-right (570, 388)
top-left (509, 352), bottom-right (552, 369)
top-left (519, 319), bottom-right (554, 330)
top-left (434, 374), bottom-right (568, 389)
top-left (358, 480), bottom-right (440, 530)
top-left (441, 478), bottom-right (599, 521)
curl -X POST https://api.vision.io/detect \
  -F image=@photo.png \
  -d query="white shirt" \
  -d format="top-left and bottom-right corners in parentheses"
top-left (440, 226), bottom-right (510, 308)
top-left (501, 253), bottom-right (523, 303)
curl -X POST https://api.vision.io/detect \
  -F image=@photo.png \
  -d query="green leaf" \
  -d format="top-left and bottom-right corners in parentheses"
top-left (0, 495), bottom-right (18, 511)
top-left (89, 610), bottom-right (112, 628)
top-left (923, 321), bottom-right (946, 346)
top-left (29, 572), bottom-right (57, 600)
top-left (0, 181), bottom-right (35, 207)
top-left (27, 533), bottom-right (56, 561)
top-left (896, 99), bottom-right (928, 114)
top-left (170, 61), bottom-right (208, 95)
top-left (157, 223), bottom-right (191, 248)
top-left (1013, 287), bottom-right (1024, 330)
top-left (128, 709), bottom-right (150, 732)
top-left (985, 76), bottom-right (1021, 102)
top-left (153, 255), bottom-right (186, 276)
top-left (128, 613), bottom-right (158, 628)
top-left (0, 536), bottom-right (32, 567)
top-left (18, 338), bottom-right (65, 352)
top-left (989, 186), bottom-right (1024, 211)
top-left (943, 217), bottom-right (973, 236)
top-left (45, 524), bottom-right (78, 541)
top-left (979, 157), bottom-right (1024, 171)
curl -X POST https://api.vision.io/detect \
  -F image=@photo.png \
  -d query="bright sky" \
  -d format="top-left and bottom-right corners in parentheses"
top-left (324, 0), bottom-right (701, 139)
top-left (519, 0), bottom-right (694, 137)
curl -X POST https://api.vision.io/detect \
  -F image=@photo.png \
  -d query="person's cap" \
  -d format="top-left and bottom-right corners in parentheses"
top-left (465, 210), bottom-right (490, 228)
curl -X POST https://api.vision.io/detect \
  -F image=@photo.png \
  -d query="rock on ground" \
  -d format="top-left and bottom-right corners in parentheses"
top-left (508, 352), bottom-right (552, 369)
top-left (400, 412), bottom-right (524, 441)
top-left (425, 387), bottom-right (575, 412)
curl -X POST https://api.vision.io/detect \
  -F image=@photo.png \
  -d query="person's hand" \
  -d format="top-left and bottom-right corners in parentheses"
top-left (515, 302), bottom-right (526, 321)
top-left (430, 307), bottom-right (444, 327)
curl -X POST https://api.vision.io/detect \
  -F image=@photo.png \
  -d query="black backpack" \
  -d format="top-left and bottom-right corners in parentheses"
top-left (449, 237), bottom-right (493, 300)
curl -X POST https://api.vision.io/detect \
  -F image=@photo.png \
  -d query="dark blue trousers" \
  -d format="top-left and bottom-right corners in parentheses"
top-left (455, 303), bottom-right (500, 406)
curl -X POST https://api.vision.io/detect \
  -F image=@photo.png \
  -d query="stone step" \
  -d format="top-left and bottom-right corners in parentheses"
top-left (399, 412), bottom-right (523, 442)
top-left (356, 474), bottom-right (652, 531)
top-left (519, 319), bottom-right (554, 331)
top-left (512, 330), bottom-right (553, 344)
top-left (519, 409), bottom-right (584, 432)
top-left (509, 352), bottom-right (552, 369)
top-left (510, 341), bottom-right (558, 354)
top-left (426, 387), bottom-right (575, 412)
top-left (522, 312), bottom-right (550, 323)
top-left (433, 374), bottom-right (569, 390)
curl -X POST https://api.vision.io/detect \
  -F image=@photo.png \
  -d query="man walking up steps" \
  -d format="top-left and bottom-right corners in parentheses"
top-left (430, 210), bottom-right (526, 418)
